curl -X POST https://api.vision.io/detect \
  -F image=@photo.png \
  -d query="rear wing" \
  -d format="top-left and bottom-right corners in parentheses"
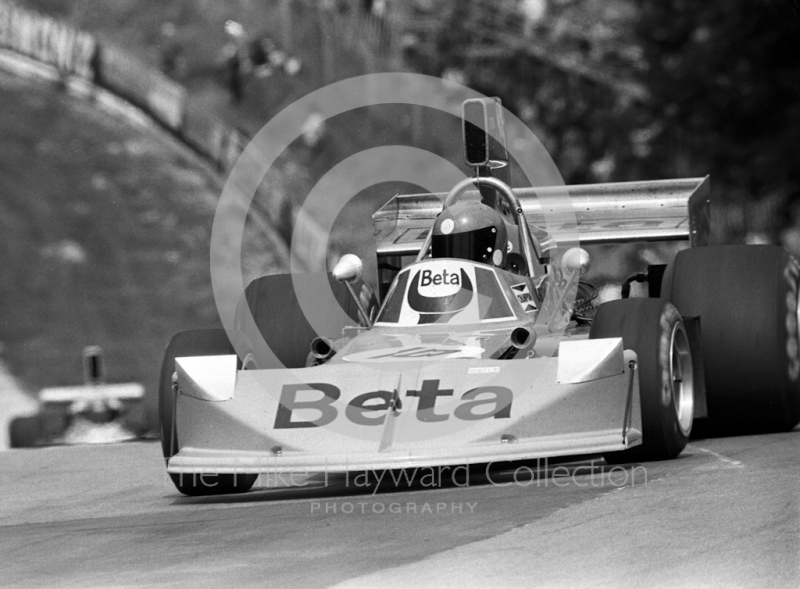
top-left (373, 176), bottom-right (711, 258)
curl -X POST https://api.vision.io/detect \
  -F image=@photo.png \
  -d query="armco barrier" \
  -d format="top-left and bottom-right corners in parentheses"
top-left (180, 100), bottom-right (222, 162)
top-left (97, 44), bottom-right (186, 131)
top-left (180, 99), bottom-right (249, 172)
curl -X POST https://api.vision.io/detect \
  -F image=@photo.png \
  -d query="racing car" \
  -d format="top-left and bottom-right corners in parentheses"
top-left (159, 98), bottom-right (800, 495)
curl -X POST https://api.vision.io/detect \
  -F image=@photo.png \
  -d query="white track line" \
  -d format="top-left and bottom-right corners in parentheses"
top-left (687, 443), bottom-right (744, 467)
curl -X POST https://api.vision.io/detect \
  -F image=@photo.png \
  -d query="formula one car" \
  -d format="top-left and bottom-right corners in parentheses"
top-left (160, 98), bottom-right (800, 495)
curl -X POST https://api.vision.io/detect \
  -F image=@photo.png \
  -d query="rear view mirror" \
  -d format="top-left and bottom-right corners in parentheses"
top-left (463, 99), bottom-right (490, 166)
top-left (462, 97), bottom-right (508, 168)
top-left (332, 254), bottom-right (364, 283)
top-left (332, 254), bottom-right (372, 328)
top-left (561, 248), bottom-right (592, 276)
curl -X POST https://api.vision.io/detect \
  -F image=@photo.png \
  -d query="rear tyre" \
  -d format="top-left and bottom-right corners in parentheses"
top-left (159, 329), bottom-right (257, 496)
top-left (661, 245), bottom-right (800, 434)
top-left (591, 298), bottom-right (694, 463)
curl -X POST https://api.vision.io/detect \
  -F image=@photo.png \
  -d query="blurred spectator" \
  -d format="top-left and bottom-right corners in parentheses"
top-left (222, 20), bottom-right (247, 104)
top-left (301, 112), bottom-right (326, 148)
top-left (233, 33), bottom-right (303, 80)
top-left (223, 41), bottom-right (244, 103)
top-left (159, 22), bottom-right (185, 78)
top-left (249, 37), bottom-right (270, 69)
top-left (284, 57), bottom-right (302, 76)
top-left (363, 0), bottom-right (387, 17)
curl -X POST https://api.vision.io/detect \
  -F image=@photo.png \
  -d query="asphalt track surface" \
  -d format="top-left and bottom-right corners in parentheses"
top-left (1, 430), bottom-right (798, 589)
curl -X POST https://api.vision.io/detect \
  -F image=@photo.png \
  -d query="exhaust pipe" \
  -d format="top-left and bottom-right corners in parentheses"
top-left (310, 337), bottom-right (335, 361)
top-left (498, 327), bottom-right (536, 360)
top-left (510, 327), bottom-right (531, 348)
top-left (498, 327), bottom-right (534, 360)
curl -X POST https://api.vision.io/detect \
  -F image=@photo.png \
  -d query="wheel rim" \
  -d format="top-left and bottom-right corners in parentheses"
top-left (669, 321), bottom-right (694, 436)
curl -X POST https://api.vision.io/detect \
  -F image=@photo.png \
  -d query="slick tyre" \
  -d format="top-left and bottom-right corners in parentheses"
top-left (662, 245), bottom-right (800, 434)
top-left (591, 298), bottom-right (694, 463)
top-left (158, 329), bottom-right (257, 496)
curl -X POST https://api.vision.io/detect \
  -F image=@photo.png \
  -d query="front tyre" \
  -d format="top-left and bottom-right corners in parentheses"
top-left (591, 299), bottom-right (694, 463)
top-left (159, 329), bottom-right (257, 496)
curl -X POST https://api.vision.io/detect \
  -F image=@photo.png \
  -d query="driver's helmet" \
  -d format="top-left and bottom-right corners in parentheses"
top-left (431, 200), bottom-right (507, 267)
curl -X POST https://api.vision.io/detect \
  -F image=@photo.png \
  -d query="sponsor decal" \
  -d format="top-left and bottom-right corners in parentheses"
top-left (274, 379), bottom-right (512, 428)
top-left (418, 268), bottom-right (463, 289)
top-left (511, 283), bottom-right (537, 312)
top-left (441, 219), bottom-right (455, 235)
top-left (492, 250), bottom-right (503, 265)
top-left (406, 266), bottom-right (474, 323)
top-left (343, 344), bottom-right (485, 362)
top-left (468, 366), bottom-right (501, 374)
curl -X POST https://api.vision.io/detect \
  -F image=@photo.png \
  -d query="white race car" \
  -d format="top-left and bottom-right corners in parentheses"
top-left (159, 98), bottom-right (800, 495)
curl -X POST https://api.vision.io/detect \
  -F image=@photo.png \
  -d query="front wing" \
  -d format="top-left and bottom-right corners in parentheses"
top-left (167, 339), bottom-right (641, 475)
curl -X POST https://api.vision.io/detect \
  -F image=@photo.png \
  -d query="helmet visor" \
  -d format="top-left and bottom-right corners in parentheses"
top-left (432, 226), bottom-right (498, 264)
